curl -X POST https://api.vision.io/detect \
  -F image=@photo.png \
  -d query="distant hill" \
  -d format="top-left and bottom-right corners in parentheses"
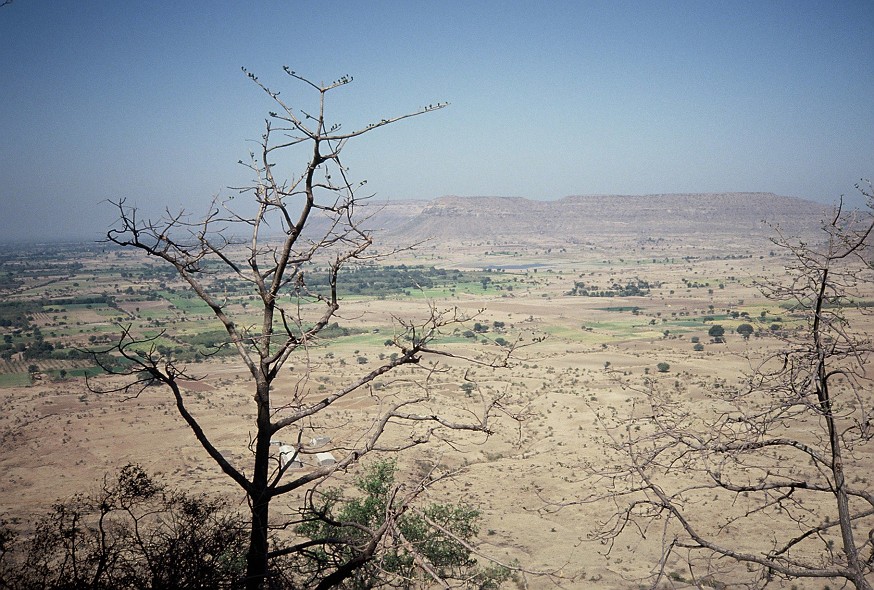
top-left (358, 193), bottom-right (827, 246)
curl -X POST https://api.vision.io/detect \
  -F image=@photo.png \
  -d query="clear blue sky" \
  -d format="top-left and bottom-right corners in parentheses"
top-left (1, 1), bottom-right (872, 242)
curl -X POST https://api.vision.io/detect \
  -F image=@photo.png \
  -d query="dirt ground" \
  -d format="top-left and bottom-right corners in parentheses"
top-left (1, 232), bottom-right (872, 589)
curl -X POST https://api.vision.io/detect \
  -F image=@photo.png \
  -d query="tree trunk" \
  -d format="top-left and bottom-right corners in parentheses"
top-left (245, 384), bottom-right (273, 590)
top-left (815, 265), bottom-right (871, 590)
top-left (826, 412), bottom-right (871, 590)
top-left (245, 494), bottom-right (270, 590)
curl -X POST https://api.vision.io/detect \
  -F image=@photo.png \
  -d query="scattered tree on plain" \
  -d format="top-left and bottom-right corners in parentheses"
top-left (707, 323), bottom-right (725, 342)
top-left (736, 322), bottom-right (754, 339)
top-left (92, 69), bottom-right (521, 589)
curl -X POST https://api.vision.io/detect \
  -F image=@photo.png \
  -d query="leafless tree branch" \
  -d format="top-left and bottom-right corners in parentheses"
top-left (581, 184), bottom-right (874, 589)
top-left (91, 69), bottom-right (518, 590)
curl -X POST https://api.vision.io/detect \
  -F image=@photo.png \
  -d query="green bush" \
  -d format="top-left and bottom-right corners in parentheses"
top-left (294, 459), bottom-right (511, 589)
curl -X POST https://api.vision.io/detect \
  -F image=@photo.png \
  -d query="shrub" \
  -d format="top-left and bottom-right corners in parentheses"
top-left (1, 465), bottom-right (246, 589)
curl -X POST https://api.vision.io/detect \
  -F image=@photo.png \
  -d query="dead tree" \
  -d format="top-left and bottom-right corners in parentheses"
top-left (93, 69), bottom-right (519, 589)
top-left (585, 186), bottom-right (874, 589)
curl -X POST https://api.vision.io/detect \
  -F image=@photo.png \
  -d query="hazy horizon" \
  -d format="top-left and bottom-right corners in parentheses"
top-left (2, 1), bottom-right (872, 243)
top-left (0, 191), bottom-right (829, 246)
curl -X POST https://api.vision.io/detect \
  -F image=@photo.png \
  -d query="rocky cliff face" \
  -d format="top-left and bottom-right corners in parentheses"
top-left (359, 193), bottom-right (827, 246)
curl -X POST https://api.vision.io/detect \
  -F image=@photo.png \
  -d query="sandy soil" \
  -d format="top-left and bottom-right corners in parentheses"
top-left (1, 237), bottom-right (871, 589)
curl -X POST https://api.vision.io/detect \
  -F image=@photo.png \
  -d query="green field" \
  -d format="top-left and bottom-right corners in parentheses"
top-left (0, 373), bottom-right (31, 387)
top-left (0, 250), bottom-right (806, 386)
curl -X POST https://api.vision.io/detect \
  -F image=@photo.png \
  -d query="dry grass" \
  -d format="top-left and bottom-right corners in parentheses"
top-left (1, 232), bottom-right (871, 589)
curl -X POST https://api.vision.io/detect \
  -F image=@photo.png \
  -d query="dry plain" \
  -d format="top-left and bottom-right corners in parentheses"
top-left (1, 194), bottom-right (871, 589)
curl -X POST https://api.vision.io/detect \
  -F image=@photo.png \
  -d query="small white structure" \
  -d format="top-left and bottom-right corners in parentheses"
top-left (279, 445), bottom-right (303, 469)
top-left (309, 436), bottom-right (331, 448)
top-left (315, 452), bottom-right (336, 466)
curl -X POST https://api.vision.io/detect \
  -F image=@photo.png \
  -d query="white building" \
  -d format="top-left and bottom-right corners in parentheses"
top-left (315, 452), bottom-right (336, 466)
top-left (279, 445), bottom-right (303, 469)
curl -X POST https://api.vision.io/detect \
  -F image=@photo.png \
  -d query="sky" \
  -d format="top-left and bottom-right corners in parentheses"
top-left (1, 1), bottom-right (873, 242)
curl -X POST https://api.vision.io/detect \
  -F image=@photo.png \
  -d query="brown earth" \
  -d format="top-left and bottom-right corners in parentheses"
top-left (1, 193), bottom-right (869, 589)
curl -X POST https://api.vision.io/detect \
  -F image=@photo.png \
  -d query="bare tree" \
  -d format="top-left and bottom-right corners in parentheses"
top-left (582, 186), bottom-right (874, 589)
top-left (92, 69), bottom-right (520, 589)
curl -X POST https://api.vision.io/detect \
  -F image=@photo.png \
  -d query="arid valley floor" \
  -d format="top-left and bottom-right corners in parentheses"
top-left (2, 194), bottom-right (872, 589)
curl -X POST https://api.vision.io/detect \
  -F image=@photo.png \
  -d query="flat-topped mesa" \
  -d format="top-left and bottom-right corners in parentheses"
top-left (359, 193), bottom-right (826, 245)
